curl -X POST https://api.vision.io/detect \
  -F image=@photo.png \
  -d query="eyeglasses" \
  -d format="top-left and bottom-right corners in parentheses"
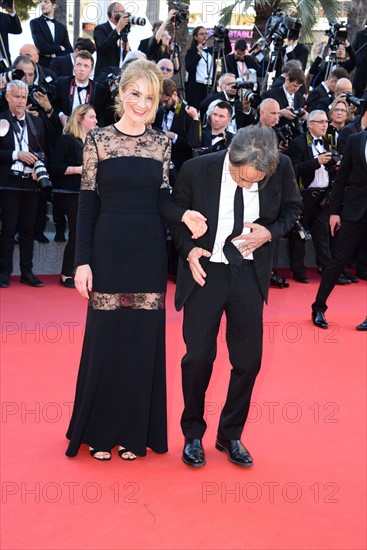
top-left (160, 67), bottom-right (173, 72)
top-left (311, 120), bottom-right (328, 124)
top-left (333, 108), bottom-right (347, 113)
top-left (197, 32), bottom-right (208, 36)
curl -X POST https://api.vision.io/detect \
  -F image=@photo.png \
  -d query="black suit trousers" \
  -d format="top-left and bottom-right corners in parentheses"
top-left (0, 188), bottom-right (40, 275)
top-left (52, 193), bottom-right (78, 276)
top-left (181, 261), bottom-right (263, 440)
top-left (313, 212), bottom-right (367, 312)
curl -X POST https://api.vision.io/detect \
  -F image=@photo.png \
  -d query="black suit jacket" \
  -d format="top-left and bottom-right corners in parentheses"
top-left (30, 16), bottom-right (72, 68)
top-left (330, 132), bottom-right (367, 221)
top-left (199, 91), bottom-right (256, 128)
top-left (49, 54), bottom-right (74, 77)
top-left (172, 150), bottom-right (302, 308)
top-left (306, 83), bottom-right (333, 113)
top-left (153, 102), bottom-right (200, 172)
top-left (221, 53), bottom-right (262, 77)
top-left (337, 117), bottom-right (362, 155)
top-left (200, 125), bottom-right (233, 150)
top-left (287, 132), bottom-right (331, 188)
top-left (262, 86), bottom-right (305, 128)
top-left (52, 76), bottom-right (95, 117)
top-left (352, 29), bottom-right (367, 94)
top-left (0, 12), bottom-right (22, 65)
top-left (94, 21), bottom-right (127, 77)
top-left (0, 110), bottom-right (46, 190)
top-left (309, 45), bottom-right (357, 88)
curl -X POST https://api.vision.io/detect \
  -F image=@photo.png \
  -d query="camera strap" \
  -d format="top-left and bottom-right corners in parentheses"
top-left (24, 113), bottom-right (45, 156)
top-left (10, 117), bottom-right (27, 151)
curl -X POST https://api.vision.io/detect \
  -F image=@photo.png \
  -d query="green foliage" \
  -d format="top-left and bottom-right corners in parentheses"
top-left (12, 0), bottom-right (38, 21)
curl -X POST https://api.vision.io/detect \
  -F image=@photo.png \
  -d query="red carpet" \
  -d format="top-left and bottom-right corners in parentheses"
top-left (1, 270), bottom-right (366, 550)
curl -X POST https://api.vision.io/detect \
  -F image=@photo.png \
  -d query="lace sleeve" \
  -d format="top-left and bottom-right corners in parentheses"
top-left (80, 131), bottom-right (98, 191)
top-left (161, 138), bottom-right (172, 189)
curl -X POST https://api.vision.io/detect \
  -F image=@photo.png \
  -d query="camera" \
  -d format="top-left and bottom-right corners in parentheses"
top-left (232, 70), bottom-right (258, 91)
top-left (213, 25), bottom-right (229, 41)
top-left (325, 21), bottom-right (351, 48)
top-left (192, 140), bottom-right (228, 157)
top-left (293, 220), bottom-right (312, 241)
top-left (324, 148), bottom-right (342, 174)
top-left (1, 68), bottom-right (25, 84)
top-left (115, 12), bottom-right (146, 34)
top-left (171, 1), bottom-right (189, 25)
top-left (275, 124), bottom-right (293, 143)
top-left (33, 152), bottom-right (52, 190)
top-left (266, 8), bottom-right (302, 47)
top-left (27, 81), bottom-right (54, 112)
top-left (344, 92), bottom-right (364, 108)
top-left (105, 71), bottom-right (121, 95)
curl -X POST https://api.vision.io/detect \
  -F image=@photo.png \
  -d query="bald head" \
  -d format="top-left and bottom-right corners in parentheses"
top-left (335, 78), bottom-right (352, 95)
top-left (19, 44), bottom-right (39, 64)
top-left (259, 98), bottom-right (280, 128)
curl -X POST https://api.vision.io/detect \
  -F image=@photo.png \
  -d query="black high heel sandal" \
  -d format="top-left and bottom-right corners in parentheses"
top-left (89, 448), bottom-right (112, 461)
top-left (118, 446), bottom-right (137, 461)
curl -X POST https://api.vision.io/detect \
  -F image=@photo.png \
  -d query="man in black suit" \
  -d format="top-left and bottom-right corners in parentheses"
top-left (311, 130), bottom-right (367, 329)
top-left (200, 99), bottom-right (234, 153)
top-left (221, 39), bottom-right (261, 78)
top-left (172, 126), bottom-right (302, 467)
top-left (0, 80), bottom-right (47, 288)
top-left (352, 24), bottom-right (367, 97)
top-left (153, 78), bottom-right (200, 178)
top-left (52, 50), bottom-right (94, 127)
top-left (0, 1), bottom-right (22, 67)
top-left (308, 41), bottom-right (356, 89)
top-left (275, 30), bottom-right (309, 76)
top-left (93, 2), bottom-right (129, 77)
top-left (30, 0), bottom-right (72, 69)
top-left (19, 43), bottom-right (57, 85)
top-left (262, 66), bottom-right (306, 130)
top-left (337, 101), bottom-right (367, 154)
top-left (49, 37), bottom-right (96, 77)
top-left (305, 68), bottom-right (348, 113)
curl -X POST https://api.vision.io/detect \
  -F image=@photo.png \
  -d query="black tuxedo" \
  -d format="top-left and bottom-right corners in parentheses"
top-left (337, 116), bottom-right (363, 154)
top-left (153, 102), bottom-right (200, 174)
top-left (306, 83), bottom-right (334, 113)
top-left (0, 111), bottom-right (46, 276)
top-left (0, 11), bottom-right (22, 65)
top-left (52, 76), bottom-right (95, 117)
top-left (30, 16), bottom-right (72, 68)
top-left (309, 45), bottom-right (357, 88)
top-left (138, 36), bottom-right (152, 56)
top-left (221, 53), bottom-right (262, 77)
top-left (262, 85), bottom-right (305, 129)
top-left (199, 91), bottom-right (256, 128)
top-left (287, 132), bottom-right (333, 274)
top-left (276, 43), bottom-right (309, 74)
top-left (172, 150), bottom-right (301, 439)
top-left (94, 21), bottom-right (127, 77)
top-left (200, 125), bottom-right (233, 150)
top-left (49, 53), bottom-right (74, 77)
top-left (313, 132), bottom-right (367, 313)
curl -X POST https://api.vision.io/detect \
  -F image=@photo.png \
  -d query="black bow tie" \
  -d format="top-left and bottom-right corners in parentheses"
top-left (12, 116), bottom-right (24, 128)
top-left (211, 133), bottom-right (225, 140)
top-left (43, 15), bottom-right (55, 23)
top-left (313, 138), bottom-right (323, 146)
top-left (77, 86), bottom-right (88, 93)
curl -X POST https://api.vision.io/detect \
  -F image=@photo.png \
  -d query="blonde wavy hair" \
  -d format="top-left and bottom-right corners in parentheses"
top-left (63, 104), bottom-right (95, 140)
top-left (328, 97), bottom-right (352, 124)
top-left (115, 58), bottom-right (163, 124)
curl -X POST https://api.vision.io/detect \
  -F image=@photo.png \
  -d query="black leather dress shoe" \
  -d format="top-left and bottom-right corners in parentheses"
top-left (312, 311), bottom-right (328, 329)
top-left (215, 434), bottom-right (253, 467)
top-left (182, 438), bottom-right (206, 467)
top-left (20, 273), bottom-right (45, 287)
top-left (342, 268), bottom-right (359, 283)
top-left (293, 273), bottom-right (309, 283)
top-left (35, 233), bottom-right (49, 243)
top-left (59, 276), bottom-right (75, 288)
top-left (356, 319), bottom-right (367, 331)
top-left (0, 273), bottom-right (10, 288)
top-left (336, 274), bottom-right (351, 285)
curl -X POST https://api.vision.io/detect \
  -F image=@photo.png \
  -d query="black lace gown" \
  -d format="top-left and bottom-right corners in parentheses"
top-left (66, 126), bottom-right (185, 457)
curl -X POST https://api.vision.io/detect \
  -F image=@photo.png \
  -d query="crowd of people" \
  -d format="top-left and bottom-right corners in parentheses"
top-left (0, 1), bottom-right (366, 463)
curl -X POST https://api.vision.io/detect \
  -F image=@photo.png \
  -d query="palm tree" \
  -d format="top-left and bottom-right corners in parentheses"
top-left (218, 0), bottom-right (342, 42)
top-left (348, 0), bottom-right (367, 44)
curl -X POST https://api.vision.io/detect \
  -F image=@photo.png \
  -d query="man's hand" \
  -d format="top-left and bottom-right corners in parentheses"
top-left (318, 152), bottom-right (332, 166)
top-left (185, 105), bottom-right (199, 120)
top-left (75, 264), bottom-right (93, 299)
top-left (279, 106), bottom-right (297, 120)
top-left (187, 247), bottom-right (211, 286)
top-left (181, 210), bottom-right (208, 239)
top-left (234, 222), bottom-right (272, 257)
top-left (241, 98), bottom-right (251, 112)
top-left (116, 13), bottom-right (129, 34)
top-left (25, 104), bottom-right (39, 116)
top-left (33, 91), bottom-right (52, 112)
top-left (330, 214), bottom-right (341, 237)
top-left (17, 151), bottom-right (38, 165)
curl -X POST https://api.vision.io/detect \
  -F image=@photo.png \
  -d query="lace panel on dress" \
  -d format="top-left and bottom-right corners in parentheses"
top-left (89, 292), bottom-right (165, 310)
top-left (80, 126), bottom-right (172, 191)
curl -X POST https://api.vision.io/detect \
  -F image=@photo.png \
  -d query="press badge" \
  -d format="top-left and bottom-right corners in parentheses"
top-left (11, 161), bottom-right (25, 176)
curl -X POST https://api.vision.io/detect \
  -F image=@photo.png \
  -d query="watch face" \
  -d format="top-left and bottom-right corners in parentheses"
top-left (0, 119), bottom-right (10, 137)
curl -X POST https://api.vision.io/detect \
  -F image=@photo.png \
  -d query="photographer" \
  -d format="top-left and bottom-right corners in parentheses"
top-left (19, 43), bottom-right (57, 86)
top-left (0, 1), bottom-right (22, 67)
top-left (262, 66), bottom-right (307, 133)
top-left (147, 9), bottom-right (179, 71)
top-left (287, 110), bottom-right (349, 284)
top-left (199, 100), bottom-right (234, 153)
top-left (0, 80), bottom-right (48, 289)
top-left (185, 25), bottom-right (231, 109)
top-left (305, 67), bottom-right (348, 113)
top-left (308, 40), bottom-right (356, 89)
top-left (221, 39), bottom-right (262, 78)
top-left (93, 3), bottom-right (130, 77)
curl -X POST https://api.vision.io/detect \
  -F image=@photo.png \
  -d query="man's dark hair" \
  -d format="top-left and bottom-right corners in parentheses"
top-left (162, 78), bottom-right (177, 96)
top-left (211, 100), bottom-right (232, 118)
top-left (234, 39), bottom-right (247, 51)
top-left (13, 55), bottom-right (36, 70)
top-left (75, 50), bottom-right (94, 68)
top-left (229, 126), bottom-right (279, 181)
top-left (330, 67), bottom-right (349, 80)
top-left (281, 59), bottom-right (302, 74)
top-left (286, 67), bottom-right (305, 84)
top-left (74, 37), bottom-right (96, 55)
